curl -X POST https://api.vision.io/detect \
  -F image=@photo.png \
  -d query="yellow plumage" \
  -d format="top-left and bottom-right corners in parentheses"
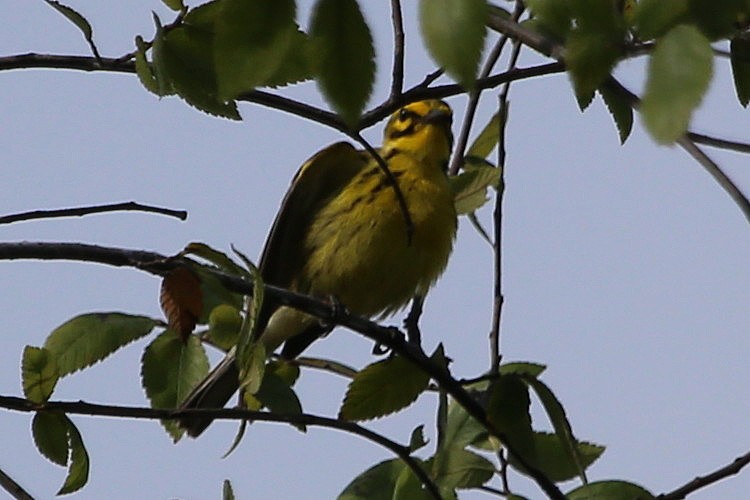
top-left (180, 99), bottom-right (457, 436)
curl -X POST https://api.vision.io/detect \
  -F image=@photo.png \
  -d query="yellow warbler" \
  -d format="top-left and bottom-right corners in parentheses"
top-left (180, 99), bottom-right (457, 436)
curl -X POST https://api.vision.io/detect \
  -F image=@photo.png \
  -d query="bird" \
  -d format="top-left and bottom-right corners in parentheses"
top-left (179, 99), bottom-right (457, 437)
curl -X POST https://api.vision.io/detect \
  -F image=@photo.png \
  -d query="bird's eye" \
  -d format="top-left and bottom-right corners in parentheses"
top-left (398, 109), bottom-right (410, 122)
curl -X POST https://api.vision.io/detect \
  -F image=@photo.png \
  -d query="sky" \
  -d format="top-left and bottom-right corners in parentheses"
top-left (2, 1), bottom-right (750, 499)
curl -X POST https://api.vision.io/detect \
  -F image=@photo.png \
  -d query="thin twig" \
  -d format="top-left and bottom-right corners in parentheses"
top-left (352, 132), bottom-right (414, 244)
top-left (389, 0), bottom-right (405, 98)
top-left (0, 467), bottom-right (34, 500)
top-left (656, 450), bottom-right (750, 500)
top-left (0, 241), bottom-right (565, 499)
top-left (0, 201), bottom-right (187, 225)
top-left (448, 2), bottom-right (524, 176)
top-left (687, 132), bottom-right (750, 154)
top-left (289, 356), bottom-right (358, 380)
top-left (0, 395), bottom-right (441, 500)
top-left (404, 295), bottom-right (425, 345)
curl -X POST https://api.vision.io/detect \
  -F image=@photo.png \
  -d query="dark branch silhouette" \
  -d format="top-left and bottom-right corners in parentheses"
top-left (0, 201), bottom-right (187, 225)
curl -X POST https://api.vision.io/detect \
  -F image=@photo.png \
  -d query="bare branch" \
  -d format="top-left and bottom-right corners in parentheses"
top-left (657, 450), bottom-right (750, 500)
top-left (0, 395), bottom-right (440, 500)
top-left (0, 467), bottom-right (34, 500)
top-left (389, 0), bottom-right (405, 98)
top-left (288, 356), bottom-right (358, 380)
top-left (687, 132), bottom-right (750, 154)
top-left (0, 201), bottom-right (187, 225)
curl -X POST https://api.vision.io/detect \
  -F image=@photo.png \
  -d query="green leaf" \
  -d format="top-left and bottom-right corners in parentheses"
top-left (183, 242), bottom-right (246, 276)
top-left (135, 36), bottom-right (164, 96)
top-left (567, 480), bottom-right (655, 500)
top-left (153, 5), bottom-right (241, 120)
top-left (57, 416), bottom-right (90, 495)
top-left (214, 0), bottom-right (297, 99)
top-left (499, 362), bottom-right (547, 377)
top-left (141, 330), bottom-right (210, 441)
top-left (223, 479), bottom-right (235, 500)
top-left (440, 398), bottom-right (486, 451)
top-left (22, 346), bottom-right (59, 403)
top-left (44, 1), bottom-right (96, 51)
top-left (524, 376), bottom-right (588, 481)
top-left (688, 0), bottom-right (745, 40)
top-left (466, 111), bottom-right (501, 159)
top-left (633, 0), bottom-right (689, 39)
top-left (32, 411), bottom-right (69, 466)
top-left (641, 24), bottom-right (713, 144)
top-left (731, 35), bottom-right (750, 107)
top-left (487, 374), bottom-right (536, 464)
top-left (233, 247), bottom-right (264, 367)
top-left (509, 432), bottom-right (604, 482)
top-left (207, 304), bottom-right (242, 351)
top-left (598, 84), bottom-right (633, 144)
top-left (409, 425), bottom-right (428, 452)
top-left (392, 461), bottom-right (432, 500)
top-left (566, 29), bottom-right (623, 110)
top-left (238, 342), bottom-right (266, 395)
top-left (192, 267), bottom-right (244, 325)
top-left (264, 30), bottom-right (315, 88)
top-left (310, 0), bottom-right (375, 126)
top-left (451, 159), bottom-right (501, 215)
top-left (162, 0), bottom-right (184, 11)
top-left (44, 313), bottom-right (157, 377)
top-left (339, 354), bottom-right (430, 421)
top-left (338, 459), bottom-right (406, 500)
top-left (431, 448), bottom-right (495, 490)
top-left (255, 372), bottom-right (305, 431)
top-left (524, 0), bottom-right (572, 39)
top-left (419, 0), bottom-right (487, 90)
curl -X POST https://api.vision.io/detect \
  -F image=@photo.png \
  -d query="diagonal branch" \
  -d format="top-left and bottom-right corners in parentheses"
top-left (0, 395), bottom-right (440, 499)
top-left (0, 467), bottom-right (33, 500)
top-left (657, 450), bottom-right (750, 500)
top-left (389, 0), bottom-right (405, 98)
top-left (0, 240), bottom-right (564, 499)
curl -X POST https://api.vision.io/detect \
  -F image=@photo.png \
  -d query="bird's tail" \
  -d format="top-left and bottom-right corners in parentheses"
top-left (178, 351), bottom-right (240, 437)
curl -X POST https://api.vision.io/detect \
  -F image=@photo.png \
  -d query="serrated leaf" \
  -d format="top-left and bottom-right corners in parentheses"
top-left (688, 0), bottom-right (745, 40)
top-left (731, 35), bottom-right (750, 107)
top-left (153, 5), bottom-right (241, 120)
top-left (183, 242), bottom-right (246, 277)
top-left (339, 354), bottom-right (430, 421)
top-left (523, 376), bottom-right (587, 481)
top-left (524, 0), bottom-right (572, 39)
top-left (567, 480), bottom-right (655, 500)
top-left (22, 346), bottom-right (59, 403)
top-left (598, 84), bottom-right (633, 144)
top-left (466, 111), bottom-right (501, 159)
top-left (161, 267), bottom-right (203, 340)
top-left (498, 362), bottom-right (547, 377)
top-left (566, 28), bottom-right (623, 110)
top-left (641, 24), bottom-right (713, 144)
top-left (32, 412), bottom-right (69, 466)
top-left (432, 448), bottom-right (495, 490)
top-left (310, 0), bottom-right (375, 126)
top-left (509, 432), bottom-right (605, 482)
top-left (264, 30), bottom-right (314, 88)
top-left (234, 250), bottom-right (265, 371)
top-left (440, 399), bottom-right (486, 451)
top-left (419, 0), bottom-right (487, 90)
top-left (141, 330), bottom-right (210, 440)
top-left (44, 313), bottom-right (157, 377)
top-left (57, 416), bottom-right (89, 495)
top-left (451, 159), bottom-right (501, 215)
top-left (338, 459), bottom-right (406, 500)
top-left (487, 374), bottom-right (535, 464)
top-left (633, 0), bottom-right (690, 39)
top-left (214, 0), bottom-right (297, 99)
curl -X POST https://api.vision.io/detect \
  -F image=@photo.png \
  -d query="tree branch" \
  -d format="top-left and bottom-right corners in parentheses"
top-left (0, 240), bottom-right (564, 499)
top-left (0, 395), bottom-right (440, 499)
top-left (0, 201), bottom-right (187, 225)
top-left (389, 0), bottom-right (405, 98)
top-left (657, 450), bottom-right (750, 500)
top-left (0, 467), bottom-right (34, 500)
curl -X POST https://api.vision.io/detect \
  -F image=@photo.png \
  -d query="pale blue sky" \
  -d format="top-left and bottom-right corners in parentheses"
top-left (2, 1), bottom-right (749, 499)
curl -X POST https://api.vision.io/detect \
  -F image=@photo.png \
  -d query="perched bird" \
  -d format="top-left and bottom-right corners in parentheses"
top-left (180, 99), bottom-right (457, 437)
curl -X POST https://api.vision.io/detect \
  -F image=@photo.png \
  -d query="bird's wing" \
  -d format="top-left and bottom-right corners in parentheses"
top-left (256, 141), bottom-right (367, 331)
